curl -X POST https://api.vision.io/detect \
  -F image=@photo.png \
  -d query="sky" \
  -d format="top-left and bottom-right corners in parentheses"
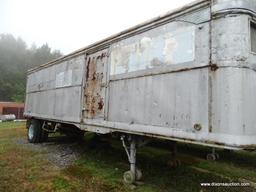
top-left (0, 0), bottom-right (195, 54)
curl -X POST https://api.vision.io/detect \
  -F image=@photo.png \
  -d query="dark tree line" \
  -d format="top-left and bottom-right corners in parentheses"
top-left (0, 34), bottom-right (62, 102)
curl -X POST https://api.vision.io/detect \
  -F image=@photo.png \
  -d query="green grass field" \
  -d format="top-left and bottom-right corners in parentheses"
top-left (0, 121), bottom-right (256, 192)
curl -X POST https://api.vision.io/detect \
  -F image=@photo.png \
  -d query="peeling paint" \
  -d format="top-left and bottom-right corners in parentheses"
top-left (110, 24), bottom-right (196, 75)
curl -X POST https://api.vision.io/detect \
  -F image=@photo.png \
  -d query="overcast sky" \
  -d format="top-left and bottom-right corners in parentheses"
top-left (0, 0), bottom-right (194, 54)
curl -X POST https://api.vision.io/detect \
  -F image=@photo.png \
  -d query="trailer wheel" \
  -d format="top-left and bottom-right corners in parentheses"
top-left (28, 119), bottom-right (42, 143)
top-left (123, 171), bottom-right (135, 184)
top-left (206, 153), bottom-right (216, 161)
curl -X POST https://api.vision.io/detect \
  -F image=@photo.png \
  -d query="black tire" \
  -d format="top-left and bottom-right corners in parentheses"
top-left (27, 119), bottom-right (42, 143)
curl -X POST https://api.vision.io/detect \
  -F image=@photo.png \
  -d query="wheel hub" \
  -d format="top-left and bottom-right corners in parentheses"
top-left (28, 125), bottom-right (34, 140)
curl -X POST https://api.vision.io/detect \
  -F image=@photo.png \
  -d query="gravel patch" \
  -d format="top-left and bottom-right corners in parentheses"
top-left (15, 136), bottom-right (86, 168)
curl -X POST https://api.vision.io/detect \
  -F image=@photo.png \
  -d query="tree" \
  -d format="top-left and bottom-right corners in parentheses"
top-left (0, 34), bottom-right (63, 102)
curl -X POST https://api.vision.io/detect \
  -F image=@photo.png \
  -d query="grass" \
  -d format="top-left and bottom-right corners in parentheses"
top-left (0, 121), bottom-right (256, 191)
top-left (0, 121), bottom-right (25, 129)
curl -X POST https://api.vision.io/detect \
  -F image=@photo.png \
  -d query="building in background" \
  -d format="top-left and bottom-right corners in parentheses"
top-left (0, 102), bottom-right (24, 119)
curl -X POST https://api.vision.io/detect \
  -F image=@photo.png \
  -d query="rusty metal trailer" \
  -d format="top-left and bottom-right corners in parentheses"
top-left (24, 0), bottom-right (256, 183)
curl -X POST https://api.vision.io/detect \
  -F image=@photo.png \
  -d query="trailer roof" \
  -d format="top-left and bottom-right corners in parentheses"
top-left (28, 0), bottom-right (209, 74)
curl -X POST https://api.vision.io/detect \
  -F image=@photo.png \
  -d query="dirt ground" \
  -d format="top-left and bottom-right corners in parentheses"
top-left (1, 122), bottom-right (256, 192)
top-left (15, 136), bottom-right (85, 168)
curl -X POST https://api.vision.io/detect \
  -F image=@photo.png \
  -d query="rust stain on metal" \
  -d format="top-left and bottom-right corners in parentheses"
top-left (86, 57), bottom-right (91, 81)
top-left (98, 98), bottom-right (104, 110)
top-left (84, 51), bottom-right (107, 118)
top-left (96, 52), bottom-right (108, 60)
top-left (210, 64), bottom-right (219, 71)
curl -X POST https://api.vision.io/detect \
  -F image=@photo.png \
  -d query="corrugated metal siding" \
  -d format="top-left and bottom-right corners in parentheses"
top-left (108, 69), bottom-right (209, 132)
top-left (107, 8), bottom-right (210, 132)
top-left (24, 55), bottom-right (85, 123)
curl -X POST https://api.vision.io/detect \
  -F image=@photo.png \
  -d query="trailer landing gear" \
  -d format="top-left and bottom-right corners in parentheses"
top-left (206, 148), bottom-right (219, 161)
top-left (121, 135), bottom-right (143, 184)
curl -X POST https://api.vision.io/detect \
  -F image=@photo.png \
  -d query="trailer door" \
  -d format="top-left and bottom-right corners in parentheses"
top-left (83, 49), bottom-right (109, 120)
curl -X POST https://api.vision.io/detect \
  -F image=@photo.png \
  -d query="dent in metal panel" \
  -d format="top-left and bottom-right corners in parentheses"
top-left (84, 49), bottom-right (109, 119)
top-left (110, 23), bottom-right (196, 75)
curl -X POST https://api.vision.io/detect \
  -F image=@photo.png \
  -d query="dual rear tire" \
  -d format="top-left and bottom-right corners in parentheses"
top-left (28, 119), bottom-right (48, 143)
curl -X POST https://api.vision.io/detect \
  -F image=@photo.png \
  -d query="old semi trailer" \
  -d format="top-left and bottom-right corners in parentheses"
top-left (25, 0), bottom-right (256, 183)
